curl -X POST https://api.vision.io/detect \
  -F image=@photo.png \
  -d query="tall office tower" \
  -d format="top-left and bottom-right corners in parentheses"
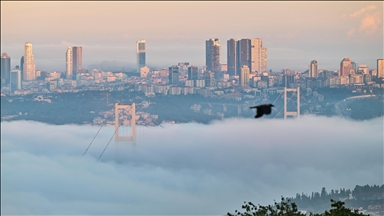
top-left (378, 59), bottom-right (384, 78)
top-left (72, 46), bottom-right (82, 75)
top-left (339, 58), bottom-right (352, 77)
top-left (236, 39), bottom-right (251, 75)
top-left (250, 38), bottom-right (263, 74)
top-left (206, 38), bottom-right (221, 72)
top-left (204, 71), bottom-right (215, 87)
top-left (351, 61), bottom-right (357, 74)
top-left (23, 42), bottom-right (36, 81)
top-left (260, 47), bottom-right (268, 73)
top-left (1, 53), bottom-right (11, 85)
top-left (10, 69), bottom-right (22, 92)
top-left (188, 66), bottom-right (198, 86)
top-left (20, 56), bottom-right (24, 80)
top-left (169, 65), bottom-right (179, 84)
top-left (137, 40), bottom-right (146, 72)
top-left (308, 60), bottom-right (318, 78)
top-left (66, 47), bottom-right (73, 79)
top-left (240, 65), bottom-right (250, 86)
top-left (227, 38), bottom-right (238, 76)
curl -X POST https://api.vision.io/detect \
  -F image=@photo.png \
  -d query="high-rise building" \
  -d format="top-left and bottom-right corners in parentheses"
top-left (250, 38), bottom-right (263, 74)
top-left (351, 61), bottom-right (357, 74)
top-left (339, 58), bottom-right (352, 77)
top-left (20, 56), bottom-right (24, 80)
top-left (137, 40), bottom-right (146, 72)
top-left (169, 65), bottom-right (179, 84)
top-left (188, 66), bottom-right (198, 86)
top-left (260, 47), bottom-right (268, 73)
top-left (66, 47), bottom-right (73, 79)
top-left (72, 46), bottom-right (82, 75)
top-left (23, 42), bottom-right (36, 81)
top-left (236, 39), bottom-right (251, 75)
top-left (309, 60), bottom-right (318, 78)
top-left (204, 71), bottom-right (215, 87)
top-left (227, 38), bottom-right (238, 76)
top-left (10, 69), bottom-right (22, 92)
top-left (378, 59), bottom-right (384, 79)
top-left (206, 38), bottom-right (221, 72)
top-left (240, 65), bottom-right (250, 86)
top-left (1, 53), bottom-right (11, 85)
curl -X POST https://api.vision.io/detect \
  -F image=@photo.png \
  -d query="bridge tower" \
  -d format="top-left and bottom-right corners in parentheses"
top-left (284, 87), bottom-right (300, 119)
top-left (114, 102), bottom-right (136, 142)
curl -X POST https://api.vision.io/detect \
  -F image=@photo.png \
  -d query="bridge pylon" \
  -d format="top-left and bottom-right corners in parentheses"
top-left (284, 87), bottom-right (300, 119)
top-left (114, 102), bottom-right (136, 143)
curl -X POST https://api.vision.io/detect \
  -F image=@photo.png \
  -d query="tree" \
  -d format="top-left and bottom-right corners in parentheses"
top-left (227, 197), bottom-right (306, 216)
top-left (227, 198), bottom-right (369, 216)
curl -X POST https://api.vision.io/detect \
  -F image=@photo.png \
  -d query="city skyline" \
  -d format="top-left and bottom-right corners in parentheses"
top-left (1, 1), bottom-right (382, 71)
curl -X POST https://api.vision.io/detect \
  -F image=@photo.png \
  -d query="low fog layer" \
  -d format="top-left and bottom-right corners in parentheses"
top-left (1, 115), bottom-right (383, 215)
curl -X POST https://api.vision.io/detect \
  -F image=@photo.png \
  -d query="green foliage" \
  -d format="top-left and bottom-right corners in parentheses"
top-left (227, 198), bottom-right (370, 216)
top-left (227, 197), bottom-right (306, 216)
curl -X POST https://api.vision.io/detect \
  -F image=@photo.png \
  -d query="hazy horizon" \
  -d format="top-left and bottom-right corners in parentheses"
top-left (1, 116), bottom-right (383, 215)
top-left (1, 1), bottom-right (383, 72)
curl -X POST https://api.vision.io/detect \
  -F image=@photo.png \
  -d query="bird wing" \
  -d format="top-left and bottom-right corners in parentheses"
top-left (255, 107), bottom-right (264, 118)
top-left (265, 106), bottom-right (272, 114)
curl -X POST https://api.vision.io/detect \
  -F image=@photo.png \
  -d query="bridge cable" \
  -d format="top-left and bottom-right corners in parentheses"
top-left (97, 124), bottom-right (120, 162)
top-left (83, 124), bottom-right (104, 156)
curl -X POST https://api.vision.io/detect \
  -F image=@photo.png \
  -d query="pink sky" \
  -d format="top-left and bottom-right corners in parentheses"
top-left (1, 1), bottom-right (383, 71)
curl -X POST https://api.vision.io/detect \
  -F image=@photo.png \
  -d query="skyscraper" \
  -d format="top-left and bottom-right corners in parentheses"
top-left (309, 60), bottom-right (318, 78)
top-left (66, 47), bottom-right (73, 79)
top-left (20, 56), bottom-right (24, 80)
top-left (10, 69), bottom-right (22, 92)
top-left (240, 65), bottom-right (250, 86)
top-left (23, 42), bottom-right (36, 81)
top-left (339, 58), bottom-right (352, 77)
top-left (205, 71), bottom-right (215, 87)
top-left (137, 40), bottom-right (146, 72)
top-left (169, 65), bottom-right (179, 84)
top-left (378, 59), bottom-right (384, 79)
top-left (227, 38), bottom-right (238, 76)
top-left (188, 66), bottom-right (198, 86)
top-left (236, 39), bottom-right (251, 76)
top-left (72, 46), bottom-right (82, 75)
top-left (250, 38), bottom-right (263, 74)
top-left (260, 47), bottom-right (268, 73)
top-left (1, 53), bottom-right (11, 85)
top-left (235, 38), bottom-right (267, 76)
top-left (206, 38), bottom-right (221, 72)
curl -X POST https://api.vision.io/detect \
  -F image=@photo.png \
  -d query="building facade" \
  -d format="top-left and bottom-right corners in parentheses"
top-left (240, 65), bottom-right (250, 86)
top-left (227, 38), bottom-right (238, 76)
top-left (169, 65), bottom-right (179, 84)
top-left (66, 47), bottom-right (73, 79)
top-left (72, 46), bottom-right (82, 75)
top-left (377, 59), bottom-right (384, 78)
top-left (1, 53), bottom-right (11, 85)
top-left (10, 69), bottom-right (22, 92)
top-left (137, 40), bottom-right (146, 72)
top-left (23, 42), bottom-right (36, 81)
top-left (339, 58), bottom-right (352, 77)
top-left (206, 38), bottom-right (221, 72)
top-left (309, 60), bottom-right (318, 78)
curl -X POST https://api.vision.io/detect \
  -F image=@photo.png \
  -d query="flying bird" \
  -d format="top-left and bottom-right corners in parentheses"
top-left (249, 104), bottom-right (274, 118)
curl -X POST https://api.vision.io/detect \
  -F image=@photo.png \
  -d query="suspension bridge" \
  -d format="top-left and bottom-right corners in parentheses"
top-left (83, 87), bottom-right (301, 161)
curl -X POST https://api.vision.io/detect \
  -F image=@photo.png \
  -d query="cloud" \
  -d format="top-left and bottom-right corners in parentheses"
top-left (1, 116), bottom-right (382, 215)
top-left (347, 28), bottom-right (356, 37)
top-left (349, 5), bottom-right (377, 18)
top-left (359, 12), bottom-right (383, 35)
